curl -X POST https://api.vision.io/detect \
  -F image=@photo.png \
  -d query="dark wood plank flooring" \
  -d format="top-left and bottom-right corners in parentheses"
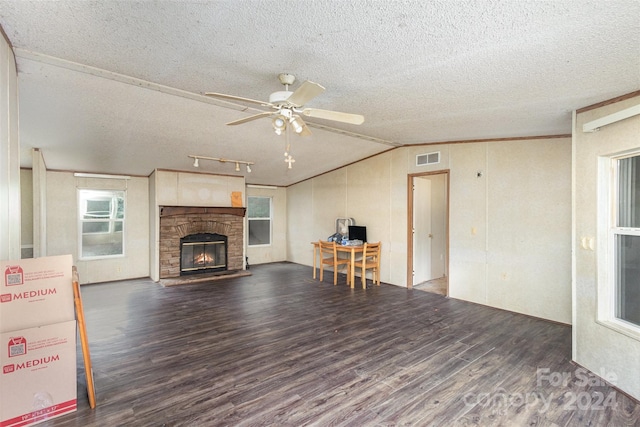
top-left (413, 276), bottom-right (447, 296)
top-left (42, 262), bottom-right (639, 426)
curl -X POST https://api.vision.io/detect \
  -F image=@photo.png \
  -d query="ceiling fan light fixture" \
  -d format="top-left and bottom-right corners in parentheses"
top-left (206, 74), bottom-right (364, 148)
top-left (290, 117), bottom-right (303, 134)
top-left (272, 116), bottom-right (287, 134)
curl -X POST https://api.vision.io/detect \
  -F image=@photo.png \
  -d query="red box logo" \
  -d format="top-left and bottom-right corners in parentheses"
top-left (2, 364), bottom-right (15, 374)
top-left (0, 293), bottom-right (11, 303)
top-left (8, 337), bottom-right (27, 357)
top-left (4, 265), bottom-right (24, 286)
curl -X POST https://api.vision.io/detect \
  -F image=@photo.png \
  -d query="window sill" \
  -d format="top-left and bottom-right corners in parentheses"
top-left (596, 318), bottom-right (640, 342)
top-left (78, 254), bottom-right (126, 261)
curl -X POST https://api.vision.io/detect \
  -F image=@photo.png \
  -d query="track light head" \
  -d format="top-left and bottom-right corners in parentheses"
top-left (246, 164), bottom-right (252, 173)
top-left (193, 158), bottom-right (199, 167)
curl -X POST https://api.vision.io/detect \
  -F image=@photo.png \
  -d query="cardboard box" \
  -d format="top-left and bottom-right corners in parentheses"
top-left (0, 321), bottom-right (77, 426)
top-left (0, 255), bottom-right (75, 333)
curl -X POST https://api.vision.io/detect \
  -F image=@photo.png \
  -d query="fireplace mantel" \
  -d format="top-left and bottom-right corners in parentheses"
top-left (160, 206), bottom-right (246, 217)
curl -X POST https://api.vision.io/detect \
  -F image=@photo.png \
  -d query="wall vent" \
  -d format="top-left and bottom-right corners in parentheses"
top-left (416, 151), bottom-right (440, 166)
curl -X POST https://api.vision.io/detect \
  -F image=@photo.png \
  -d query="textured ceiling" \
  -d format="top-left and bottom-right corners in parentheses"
top-left (0, 0), bottom-right (639, 186)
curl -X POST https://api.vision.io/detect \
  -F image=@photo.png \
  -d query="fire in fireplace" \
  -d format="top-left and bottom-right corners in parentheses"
top-left (180, 233), bottom-right (227, 275)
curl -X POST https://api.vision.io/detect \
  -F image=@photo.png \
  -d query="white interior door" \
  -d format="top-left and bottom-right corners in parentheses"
top-left (413, 177), bottom-right (432, 285)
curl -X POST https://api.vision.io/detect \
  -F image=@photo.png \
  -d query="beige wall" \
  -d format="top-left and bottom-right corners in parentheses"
top-left (0, 35), bottom-right (20, 261)
top-left (450, 139), bottom-right (572, 323)
top-left (574, 95), bottom-right (640, 401)
top-left (246, 186), bottom-right (287, 265)
top-left (46, 171), bottom-right (150, 284)
top-left (32, 148), bottom-right (47, 257)
top-left (153, 170), bottom-right (245, 207)
top-left (288, 138), bottom-right (572, 324)
top-left (287, 179), bottom-right (314, 265)
top-left (149, 170), bottom-right (159, 281)
top-left (20, 169), bottom-right (33, 257)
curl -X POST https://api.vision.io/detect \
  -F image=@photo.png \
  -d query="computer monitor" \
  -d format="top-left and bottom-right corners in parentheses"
top-left (348, 225), bottom-right (367, 242)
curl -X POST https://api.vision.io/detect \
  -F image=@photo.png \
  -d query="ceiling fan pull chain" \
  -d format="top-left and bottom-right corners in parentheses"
top-left (284, 126), bottom-right (291, 158)
top-left (284, 127), bottom-right (294, 168)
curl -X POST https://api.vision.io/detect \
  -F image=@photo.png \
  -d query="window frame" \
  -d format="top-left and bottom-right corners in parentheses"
top-left (247, 196), bottom-right (272, 247)
top-left (597, 151), bottom-right (640, 341)
top-left (78, 189), bottom-right (126, 260)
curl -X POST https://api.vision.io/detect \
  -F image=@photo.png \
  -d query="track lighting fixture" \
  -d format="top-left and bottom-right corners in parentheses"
top-left (188, 155), bottom-right (254, 173)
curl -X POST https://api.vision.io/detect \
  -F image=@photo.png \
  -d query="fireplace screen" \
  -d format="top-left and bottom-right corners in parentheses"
top-left (180, 233), bottom-right (227, 275)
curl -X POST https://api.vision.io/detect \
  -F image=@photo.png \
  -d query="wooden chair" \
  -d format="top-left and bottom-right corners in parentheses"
top-left (354, 242), bottom-right (381, 289)
top-left (318, 240), bottom-right (350, 286)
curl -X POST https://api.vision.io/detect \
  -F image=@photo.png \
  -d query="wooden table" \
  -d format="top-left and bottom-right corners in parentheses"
top-left (312, 242), bottom-right (365, 288)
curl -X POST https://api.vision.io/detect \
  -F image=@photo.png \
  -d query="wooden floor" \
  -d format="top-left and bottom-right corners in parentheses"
top-left (414, 276), bottom-right (447, 296)
top-left (45, 262), bottom-right (638, 426)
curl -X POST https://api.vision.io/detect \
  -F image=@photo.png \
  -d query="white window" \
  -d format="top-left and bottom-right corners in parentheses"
top-left (247, 196), bottom-right (271, 246)
top-left (598, 152), bottom-right (640, 340)
top-left (78, 189), bottom-right (125, 259)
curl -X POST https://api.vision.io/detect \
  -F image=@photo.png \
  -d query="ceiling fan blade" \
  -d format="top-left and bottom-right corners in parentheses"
top-left (301, 108), bottom-right (365, 125)
top-left (226, 111), bottom-right (274, 126)
top-left (205, 92), bottom-right (274, 108)
top-left (292, 115), bottom-right (312, 136)
top-left (286, 81), bottom-right (325, 107)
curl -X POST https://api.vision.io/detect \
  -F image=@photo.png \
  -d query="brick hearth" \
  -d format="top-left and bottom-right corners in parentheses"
top-left (159, 206), bottom-right (245, 278)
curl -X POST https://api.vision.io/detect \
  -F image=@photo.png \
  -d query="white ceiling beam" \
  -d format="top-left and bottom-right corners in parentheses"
top-left (582, 103), bottom-right (640, 133)
top-left (14, 48), bottom-right (250, 111)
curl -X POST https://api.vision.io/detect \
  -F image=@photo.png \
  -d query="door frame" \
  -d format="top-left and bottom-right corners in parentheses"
top-left (407, 170), bottom-right (450, 290)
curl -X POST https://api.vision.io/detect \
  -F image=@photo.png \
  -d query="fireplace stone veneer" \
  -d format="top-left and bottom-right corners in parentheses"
top-left (159, 206), bottom-right (245, 279)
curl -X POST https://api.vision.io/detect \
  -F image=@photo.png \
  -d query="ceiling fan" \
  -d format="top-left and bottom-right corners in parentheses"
top-left (205, 73), bottom-right (364, 136)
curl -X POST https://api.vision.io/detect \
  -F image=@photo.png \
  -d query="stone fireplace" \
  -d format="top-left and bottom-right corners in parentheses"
top-left (159, 206), bottom-right (245, 279)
